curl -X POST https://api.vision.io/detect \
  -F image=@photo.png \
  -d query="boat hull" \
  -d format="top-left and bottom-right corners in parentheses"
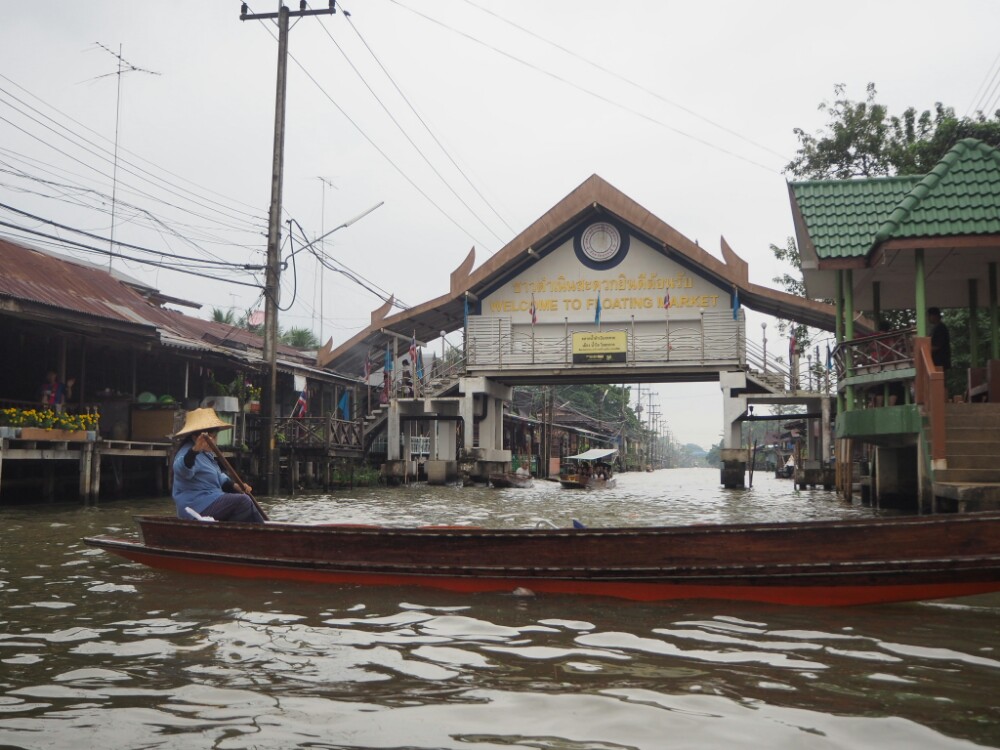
top-left (83, 512), bottom-right (1000, 606)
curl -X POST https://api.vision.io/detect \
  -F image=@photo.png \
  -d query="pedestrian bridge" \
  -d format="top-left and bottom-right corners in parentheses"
top-left (318, 174), bottom-right (839, 481)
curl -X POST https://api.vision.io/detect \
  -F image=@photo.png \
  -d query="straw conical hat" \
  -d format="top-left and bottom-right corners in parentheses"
top-left (174, 407), bottom-right (233, 438)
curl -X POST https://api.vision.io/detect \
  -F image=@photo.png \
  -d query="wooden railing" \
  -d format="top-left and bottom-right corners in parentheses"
top-left (913, 336), bottom-right (947, 466)
top-left (832, 328), bottom-right (915, 381)
top-left (247, 414), bottom-right (364, 452)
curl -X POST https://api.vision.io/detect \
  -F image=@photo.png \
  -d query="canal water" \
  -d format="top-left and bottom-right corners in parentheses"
top-left (1, 469), bottom-right (998, 749)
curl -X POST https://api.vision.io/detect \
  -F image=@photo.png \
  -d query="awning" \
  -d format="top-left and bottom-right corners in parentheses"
top-left (565, 448), bottom-right (618, 461)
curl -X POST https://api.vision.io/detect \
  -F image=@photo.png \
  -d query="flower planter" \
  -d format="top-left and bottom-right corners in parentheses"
top-left (19, 427), bottom-right (89, 442)
top-left (0, 426), bottom-right (17, 439)
top-left (246, 401), bottom-right (261, 414)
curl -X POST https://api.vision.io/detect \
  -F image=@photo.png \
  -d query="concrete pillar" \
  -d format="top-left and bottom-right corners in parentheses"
top-left (719, 371), bottom-right (747, 449)
top-left (387, 400), bottom-right (401, 460)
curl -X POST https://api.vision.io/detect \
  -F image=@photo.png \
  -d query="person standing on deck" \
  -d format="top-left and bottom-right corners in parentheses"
top-left (928, 307), bottom-right (951, 371)
top-left (171, 408), bottom-right (264, 523)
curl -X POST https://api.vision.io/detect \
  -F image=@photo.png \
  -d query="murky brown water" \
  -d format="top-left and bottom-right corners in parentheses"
top-left (2, 469), bottom-right (998, 749)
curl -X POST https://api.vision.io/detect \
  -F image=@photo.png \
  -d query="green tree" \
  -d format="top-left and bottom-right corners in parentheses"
top-left (281, 327), bottom-right (320, 349)
top-left (211, 307), bottom-right (237, 325)
top-left (773, 84), bottom-right (1000, 344)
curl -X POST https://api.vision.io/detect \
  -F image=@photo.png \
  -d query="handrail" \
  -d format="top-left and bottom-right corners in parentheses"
top-left (913, 336), bottom-right (947, 466)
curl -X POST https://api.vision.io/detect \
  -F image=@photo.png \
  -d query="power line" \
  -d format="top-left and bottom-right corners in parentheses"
top-left (0, 200), bottom-right (264, 270)
top-left (461, 0), bottom-right (789, 162)
top-left (387, 0), bottom-right (781, 174)
top-left (0, 221), bottom-right (263, 289)
top-left (337, 3), bottom-right (517, 235)
top-left (247, 6), bottom-right (498, 253)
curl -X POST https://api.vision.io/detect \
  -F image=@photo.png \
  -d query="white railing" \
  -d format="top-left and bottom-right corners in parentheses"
top-left (466, 311), bottom-right (745, 369)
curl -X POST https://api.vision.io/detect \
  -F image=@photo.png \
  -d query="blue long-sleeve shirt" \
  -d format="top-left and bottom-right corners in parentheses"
top-left (171, 439), bottom-right (234, 518)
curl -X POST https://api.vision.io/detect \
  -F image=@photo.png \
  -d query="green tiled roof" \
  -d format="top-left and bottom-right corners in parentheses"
top-left (790, 138), bottom-right (1000, 260)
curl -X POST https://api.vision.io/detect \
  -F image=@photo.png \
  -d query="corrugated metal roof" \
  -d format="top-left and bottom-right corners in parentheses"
top-left (790, 138), bottom-right (1000, 260)
top-left (0, 238), bottom-right (179, 331)
top-left (0, 239), bottom-right (350, 383)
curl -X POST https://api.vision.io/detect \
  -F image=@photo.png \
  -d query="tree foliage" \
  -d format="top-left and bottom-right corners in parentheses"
top-left (280, 327), bottom-right (320, 349)
top-left (786, 82), bottom-right (1000, 180)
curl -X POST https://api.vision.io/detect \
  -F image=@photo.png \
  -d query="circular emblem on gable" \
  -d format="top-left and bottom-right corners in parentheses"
top-left (580, 222), bottom-right (621, 262)
top-left (574, 219), bottom-right (630, 269)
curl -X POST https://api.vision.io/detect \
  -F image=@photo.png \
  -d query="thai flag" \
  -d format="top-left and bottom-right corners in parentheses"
top-left (789, 332), bottom-right (797, 362)
top-left (409, 334), bottom-right (417, 366)
top-left (663, 292), bottom-right (671, 310)
top-left (530, 294), bottom-right (537, 325)
top-left (294, 389), bottom-right (307, 418)
top-left (595, 293), bottom-right (602, 325)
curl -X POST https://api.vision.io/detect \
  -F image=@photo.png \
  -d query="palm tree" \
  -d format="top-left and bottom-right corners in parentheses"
top-left (281, 327), bottom-right (320, 349)
top-left (211, 307), bottom-right (237, 325)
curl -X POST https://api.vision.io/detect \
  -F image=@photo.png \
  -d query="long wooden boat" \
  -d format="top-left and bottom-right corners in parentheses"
top-left (489, 472), bottom-right (534, 489)
top-left (84, 511), bottom-right (1000, 606)
top-left (559, 447), bottom-right (617, 490)
top-left (558, 475), bottom-right (617, 490)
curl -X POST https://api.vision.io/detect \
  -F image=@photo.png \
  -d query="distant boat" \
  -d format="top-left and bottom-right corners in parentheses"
top-left (489, 470), bottom-right (534, 488)
top-left (559, 448), bottom-right (617, 489)
top-left (84, 511), bottom-right (1000, 606)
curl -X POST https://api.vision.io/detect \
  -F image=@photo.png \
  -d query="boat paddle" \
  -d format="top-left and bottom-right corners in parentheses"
top-left (202, 433), bottom-right (270, 521)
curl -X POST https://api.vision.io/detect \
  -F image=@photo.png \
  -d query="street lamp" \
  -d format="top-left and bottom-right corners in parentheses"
top-left (762, 321), bottom-right (768, 373)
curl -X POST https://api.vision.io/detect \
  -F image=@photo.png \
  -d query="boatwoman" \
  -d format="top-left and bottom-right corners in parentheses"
top-left (171, 407), bottom-right (264, 523)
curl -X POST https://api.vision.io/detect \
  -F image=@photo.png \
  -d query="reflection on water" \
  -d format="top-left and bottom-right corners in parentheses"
top-left (1, 468), bottom-right (998, 749)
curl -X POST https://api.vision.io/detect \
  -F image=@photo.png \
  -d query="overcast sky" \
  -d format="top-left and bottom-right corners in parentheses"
top-left (2, 1), bottom-right (999, 449)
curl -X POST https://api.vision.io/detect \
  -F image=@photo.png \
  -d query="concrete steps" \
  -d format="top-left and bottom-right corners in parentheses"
top-left (934, 402), bottom-right (1000, 508)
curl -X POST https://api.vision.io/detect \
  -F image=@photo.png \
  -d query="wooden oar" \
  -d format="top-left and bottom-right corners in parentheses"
top-left (202, 433), bottom-right (269, 521)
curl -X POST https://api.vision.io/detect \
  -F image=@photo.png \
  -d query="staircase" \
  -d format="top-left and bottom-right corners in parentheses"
top-left (933, 402), bottom-right (1000, 511)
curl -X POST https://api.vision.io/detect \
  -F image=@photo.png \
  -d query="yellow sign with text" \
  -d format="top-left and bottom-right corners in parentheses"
top-left (572, 331), bottom-right (627, 363)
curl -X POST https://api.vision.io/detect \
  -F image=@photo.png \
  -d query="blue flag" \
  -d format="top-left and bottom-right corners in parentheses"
top-left (337, 391), bottom-right (350, 420)
top-left (595, 293), bottom-right (602, 325)
top-left (732, 287), bottom-right (740, 320)
top-left (463, 294), bottom-right (469, 329)
top-left (826, 343), bottom-right (833, 371)
top-left (384, 345), bottom-right (392, 372)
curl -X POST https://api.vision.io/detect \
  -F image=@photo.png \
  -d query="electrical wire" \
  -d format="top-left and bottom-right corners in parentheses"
top-left (386, 0), bottom-right (780, 174)
top-left (245, 4), bottom-right (498, 253)
top-left (460, 0), bottom-right (789, 162)
top-left (336, 3), bottom-right (517, 235)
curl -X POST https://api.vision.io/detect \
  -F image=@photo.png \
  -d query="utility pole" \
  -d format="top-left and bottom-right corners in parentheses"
top-left (241, 1), bottom-right (338, 494)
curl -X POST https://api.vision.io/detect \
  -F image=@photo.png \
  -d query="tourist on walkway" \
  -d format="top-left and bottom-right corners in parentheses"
top-left (40, 370), bottom-right (74, 411)
top-left (171, 407), bottom-right (264, 523)
top-left (928, 307), bottom-right (951, 371)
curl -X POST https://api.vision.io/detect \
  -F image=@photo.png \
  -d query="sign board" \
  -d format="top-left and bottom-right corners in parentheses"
top-left (572, 331), bottom-right (627, 363)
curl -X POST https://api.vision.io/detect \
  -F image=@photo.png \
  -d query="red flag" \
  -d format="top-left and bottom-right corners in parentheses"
top-left (530, 294), bottom-right (538, 325)
top-left (663, 292), bottom-right (671, 310)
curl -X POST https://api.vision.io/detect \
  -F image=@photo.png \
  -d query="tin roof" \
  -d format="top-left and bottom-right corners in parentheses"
top-left (0, 238), bottom-right (356, 384)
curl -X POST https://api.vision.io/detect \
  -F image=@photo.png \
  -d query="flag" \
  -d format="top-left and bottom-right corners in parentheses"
top-left (293, 389), bottom-right (308, 418)
top-left (815, 345), bottom-right (820, 364)
top-left (463, 294), bottom-right (469, 329)
top-left (826, 343), bottom-right (832, 371)
top-left (663, 291), bottom-right (671, 310)
top-left (337, 391), bottom-right (350, 420)
top-left (416, 348), bottom-right (425, 380)
top-left (409, 333), bottom-right (417, 366)
top-left (595, 292), bottom-right (602, 325)
top-left (384, 345), bottom-right (393, 373)
top-left (789, 332), bottom-right (797, 361)
top-left (732, 287), bottom-right (740, 320)
top-left (363, 348), bottom-right (372, 381)
top-left (529, 293), bottom-right (537, 325)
